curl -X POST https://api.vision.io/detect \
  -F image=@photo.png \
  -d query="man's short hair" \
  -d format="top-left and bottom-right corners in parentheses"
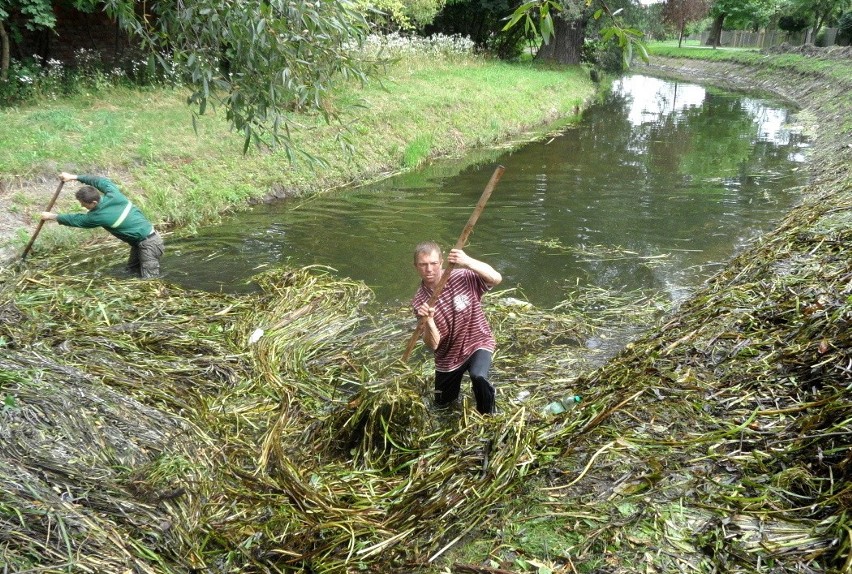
top-left (75, 186), bottom-right (100, 204)
top-left (414, 241), bottom-right (442, 265)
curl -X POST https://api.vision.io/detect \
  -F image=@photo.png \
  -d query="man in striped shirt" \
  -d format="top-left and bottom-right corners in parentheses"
top-left (412, 241), bottom-right (502, 414)
top-left (40, 172), bottom-right (164, 278)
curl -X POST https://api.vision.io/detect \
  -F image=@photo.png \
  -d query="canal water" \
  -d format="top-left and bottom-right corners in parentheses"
top-left (160, 74), bottom-right (809, 309)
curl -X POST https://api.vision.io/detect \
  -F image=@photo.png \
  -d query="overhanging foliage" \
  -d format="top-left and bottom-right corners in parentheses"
top-left (103, 0), bottom-right (385, 157)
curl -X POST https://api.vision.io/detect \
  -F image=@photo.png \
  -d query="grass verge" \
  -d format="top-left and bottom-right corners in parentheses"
top-left (0, 56), bottom-right (593, 249)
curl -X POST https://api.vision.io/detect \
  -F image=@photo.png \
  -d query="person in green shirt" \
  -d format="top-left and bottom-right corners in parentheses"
top-left (40, 172), bottom-right (165, 278)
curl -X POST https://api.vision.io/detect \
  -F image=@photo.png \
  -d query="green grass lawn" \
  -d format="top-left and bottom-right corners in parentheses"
top-left (646, 40), bottom-right (852, 82)
top-left (649, 38), bottom-right (758, 51)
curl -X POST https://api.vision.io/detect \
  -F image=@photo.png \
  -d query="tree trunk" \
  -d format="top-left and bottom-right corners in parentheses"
top-left (535, 14), bottom-right (585, 65)
top-left (706, 12), bottom-right (725, 48)
top-left (678, 23), bottom-right (685, 48)
top-left (812, 8), bottom-right (831, 45)
top-left (0, 20), bottom-right (9, 83)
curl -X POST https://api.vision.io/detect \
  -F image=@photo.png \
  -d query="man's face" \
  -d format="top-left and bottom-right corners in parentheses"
top-left (79, 200), bottom-right (98, 211)
top-left (415, 249), bottom-right (443, 287)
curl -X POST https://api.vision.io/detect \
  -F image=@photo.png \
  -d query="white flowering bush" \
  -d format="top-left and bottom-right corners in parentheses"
top-left (0, 48), bottom-right (183, 107)
top-left (1, 59), bottom-right (42, 103)
top-left (357, 32), bottom-right (477, 61)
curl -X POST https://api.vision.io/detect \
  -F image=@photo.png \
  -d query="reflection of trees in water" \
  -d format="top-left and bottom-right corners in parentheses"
top-left (154, 77), bottom-right (806, 309)
top-left (501, 77), bottom-right (807, 302)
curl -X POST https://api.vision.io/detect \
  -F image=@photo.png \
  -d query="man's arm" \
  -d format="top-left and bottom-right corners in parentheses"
top-left (64, 172), bottom-right (121, 199)
top-left (415, 303), bottom-right (441, 350)
top-left (448, 249), bottom-right (502, 287)
top-left (39, 173), bottom-right (76, 222)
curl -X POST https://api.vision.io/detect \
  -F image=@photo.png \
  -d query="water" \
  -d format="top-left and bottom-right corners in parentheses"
top-left (160, 74), bottom-right (809, 309)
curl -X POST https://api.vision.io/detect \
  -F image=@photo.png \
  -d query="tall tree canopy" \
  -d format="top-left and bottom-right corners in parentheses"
top-left (503, 0), bottom-right (647, 67)
top-left (0, 0), bottom-right (56, 81)
top-left (705, 0), bottom-right (774, 47)
top-left (356, 0), bottom-right (446, 31)
top-left (532, 0), bottom-right (592, 65)
top-left (425, 0), bottom-right (530, 59)
top-left (778, 0), bottom-right (851, 42)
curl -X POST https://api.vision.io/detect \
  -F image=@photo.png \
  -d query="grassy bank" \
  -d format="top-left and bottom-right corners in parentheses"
top-left (646, 42), bottom-right (852, 85)
top-left (0, 47), bottom-right (849, 574)
top-left (0, 53), bottom-right (594, 258)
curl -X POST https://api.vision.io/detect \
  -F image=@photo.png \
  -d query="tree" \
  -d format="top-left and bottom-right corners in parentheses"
top-left (503, 0), bottom-right (647, 68)
top-left (661, 0), bottom-right (711, 47)
top-left (0, 0), bottom-right (56, 82)
top-left (838, 10), bottom-right (852, 43)
top-left (425, 0), bottom-right (531, 60)
top-left (93, 0), bottom-right (383, 157)
top-left (777, 13), bottom-right (809, 38)
top-left (705, 0), bottom-right (773, 48)
top-left (779, 0), bottom-right (850, 44)
top-left (355, 0), bottom-right (446, 32)
top-left (636, 1), bottom-right (669, 41)
top-left (533, 1), bottom-right (590, 64)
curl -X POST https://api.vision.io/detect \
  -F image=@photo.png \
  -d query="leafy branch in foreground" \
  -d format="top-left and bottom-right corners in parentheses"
top-left (503, 0), bottom-right (648, 68)
top-left (104, 0), bottom-right (385, 157)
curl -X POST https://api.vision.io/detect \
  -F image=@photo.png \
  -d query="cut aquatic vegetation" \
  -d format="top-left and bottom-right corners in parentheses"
top-left (0, 45), bottom-right (849, 574)
top-left (0, 256), bottom-right (654, 572)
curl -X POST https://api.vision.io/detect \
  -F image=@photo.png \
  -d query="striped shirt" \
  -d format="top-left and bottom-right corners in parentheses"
top-left (412, 268), bottom-right (495, 372)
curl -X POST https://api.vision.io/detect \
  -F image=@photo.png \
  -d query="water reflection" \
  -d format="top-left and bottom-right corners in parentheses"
top-left (622, 75), bottom-right (707, 126)
top-left (154, 74), bottom-right (808, 308)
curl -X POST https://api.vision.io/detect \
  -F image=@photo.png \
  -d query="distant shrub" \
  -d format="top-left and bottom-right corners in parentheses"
top-left (778, 15), bottom-right (809, 33)
top-left (583, 37), bottom-right (625, 72)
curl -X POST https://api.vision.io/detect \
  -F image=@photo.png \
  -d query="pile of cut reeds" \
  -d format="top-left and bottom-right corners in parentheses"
top-left (523, 177), bottom-right (851, 572)
top-left (2, 195), bottom-right (847, 574)
top-left (3, 254), bottom-right (652, 573)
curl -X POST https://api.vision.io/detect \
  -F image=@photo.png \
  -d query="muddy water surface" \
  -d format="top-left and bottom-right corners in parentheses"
top-left (158, 74), bottom-right (810, 309)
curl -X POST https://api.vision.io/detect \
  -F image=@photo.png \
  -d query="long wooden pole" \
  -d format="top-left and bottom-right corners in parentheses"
top-left (401, 165), bottom-right (505, 362)
top-left (21, 179), bottom-right (65, 261)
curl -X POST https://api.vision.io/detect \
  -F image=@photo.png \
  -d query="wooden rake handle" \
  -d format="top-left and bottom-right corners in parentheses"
top-left (21, 179), bottom-right (65, 261)
top-left (401, 165), bottom-right (505, 362)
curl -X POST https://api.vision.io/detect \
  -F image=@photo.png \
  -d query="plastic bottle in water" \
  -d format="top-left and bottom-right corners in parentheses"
top-left (543, 395), bottom-right (581, 415)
